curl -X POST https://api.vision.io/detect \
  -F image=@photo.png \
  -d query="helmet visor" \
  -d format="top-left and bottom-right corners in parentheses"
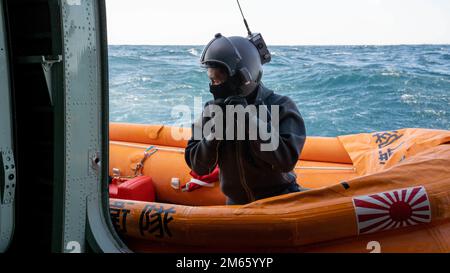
top-left (200, 35), bottom-right (242, 76)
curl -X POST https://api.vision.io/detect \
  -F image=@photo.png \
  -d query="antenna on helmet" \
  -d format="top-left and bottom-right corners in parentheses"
top-left (236, 0), bottom-right (252, 36)
top-left (235, 0), bottom-right (272, 64)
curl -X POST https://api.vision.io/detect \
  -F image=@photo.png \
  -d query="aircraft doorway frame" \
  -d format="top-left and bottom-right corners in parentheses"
top-left (0, 0), bottom-right (130, 253)
top-left (0, 0), bottom-right (15, 252)
top-left (54, 0), bottom-right (128, 253)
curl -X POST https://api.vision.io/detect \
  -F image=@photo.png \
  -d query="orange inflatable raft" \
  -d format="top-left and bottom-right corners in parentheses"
top-left (109, 122), bottom-right (450, 253)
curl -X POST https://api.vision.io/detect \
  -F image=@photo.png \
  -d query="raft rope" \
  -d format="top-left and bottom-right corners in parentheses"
top-left (111, 141), bottom-right (356, 172)
top-left (133, 145), bottom-right (158, 176)
top-left (111, 141), bottom-right (184, 153)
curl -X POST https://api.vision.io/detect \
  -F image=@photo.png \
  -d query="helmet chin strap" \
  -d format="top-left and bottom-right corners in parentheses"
top-left (222, 73), bottom-right (258, 97)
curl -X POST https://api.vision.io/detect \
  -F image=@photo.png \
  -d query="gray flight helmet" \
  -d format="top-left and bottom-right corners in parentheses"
top-left (200, 33), bottom-right (263, 95)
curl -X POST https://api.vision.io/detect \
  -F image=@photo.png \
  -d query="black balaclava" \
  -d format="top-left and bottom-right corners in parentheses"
top-left (209, 76), bottom-right (259, 101)
top-left (209, 78), bottom-right (239, 100)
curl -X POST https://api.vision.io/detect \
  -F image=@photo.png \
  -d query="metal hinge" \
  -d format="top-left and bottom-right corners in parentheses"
top-left (1, 149), bottom-right (16, 204)
top-left (17, 55), bottom-right (62, 106)
top-left (42, 55), bottom-right (62, 105)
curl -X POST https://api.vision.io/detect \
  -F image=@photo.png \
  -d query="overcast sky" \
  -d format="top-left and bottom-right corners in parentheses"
top-left (106, 0), bottom-right (450, 45)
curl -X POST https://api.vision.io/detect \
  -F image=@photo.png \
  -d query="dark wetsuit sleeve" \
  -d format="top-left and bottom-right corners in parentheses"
top-left (184, 107), bottom-right (221, 176)
top-left (248, 97), bottom-right (306, 172)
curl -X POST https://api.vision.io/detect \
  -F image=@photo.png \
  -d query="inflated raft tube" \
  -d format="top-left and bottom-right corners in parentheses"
top-left (110, 146), bottom-right (450, 247)
top-left (109, 141), bottom-right (357, 206)
top-left (109, 123), bottom-right (357, 205)
top-left (109, 122), bottom-right (353, 164)
top-left (110, 142), bottom-right (450, 248)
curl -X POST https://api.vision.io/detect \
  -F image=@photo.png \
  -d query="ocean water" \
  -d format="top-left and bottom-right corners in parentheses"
top-left (109, 45), bottom-right (450, 137)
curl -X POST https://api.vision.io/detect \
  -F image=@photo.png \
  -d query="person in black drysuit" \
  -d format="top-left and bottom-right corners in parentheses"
top-left (185, 33), bottom-right (307, 205)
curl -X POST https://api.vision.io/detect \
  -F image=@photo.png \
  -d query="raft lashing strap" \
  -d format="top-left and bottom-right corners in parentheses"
top-left (133, 145), bottom-right (158, 176)
top-left (181, 178), bottom-right (215, 192)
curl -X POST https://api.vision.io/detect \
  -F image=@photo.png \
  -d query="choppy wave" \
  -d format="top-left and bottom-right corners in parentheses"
top-left (109, 45), bottom-right (450, 136)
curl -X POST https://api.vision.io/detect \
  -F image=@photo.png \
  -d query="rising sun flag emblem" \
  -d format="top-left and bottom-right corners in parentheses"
top-left (352, 186), bottom-right (431, 235)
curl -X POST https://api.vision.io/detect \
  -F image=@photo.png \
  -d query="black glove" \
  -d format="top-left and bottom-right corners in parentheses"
top-left (212, 98), bottom-right (226, 109)
top-left (202, 98), bottom-right (226, 141)
top-left (224, 95), bottom-right (248, 107)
